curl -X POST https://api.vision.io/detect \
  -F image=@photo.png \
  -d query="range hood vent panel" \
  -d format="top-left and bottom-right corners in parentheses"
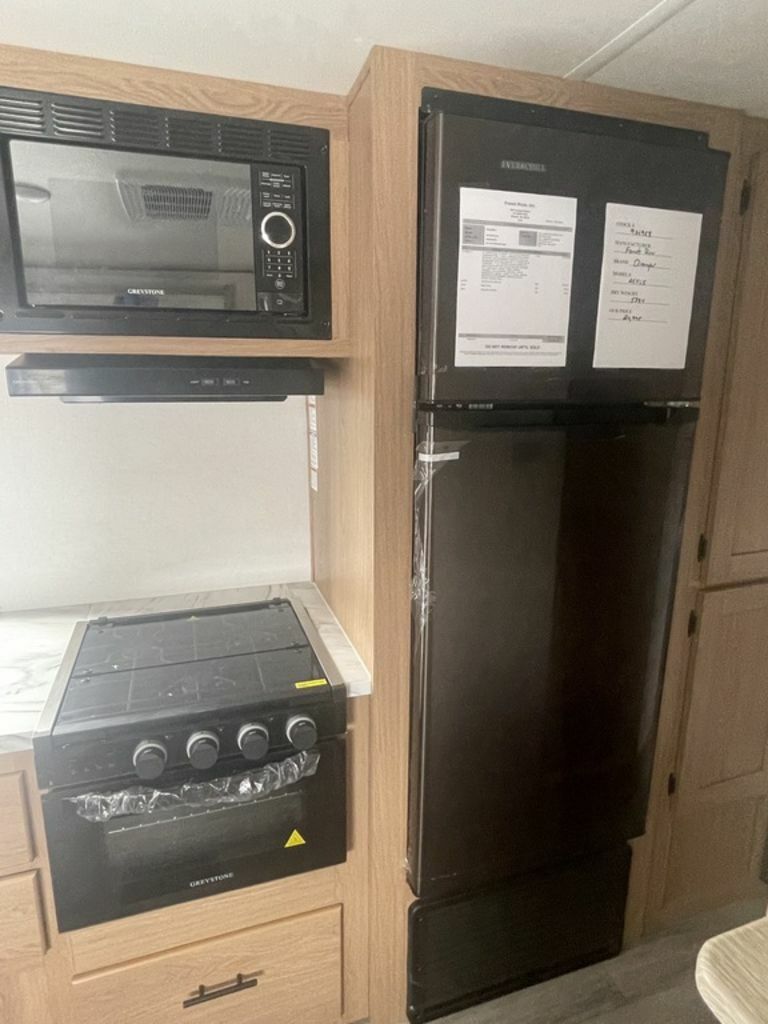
top-left (5, 355), bottom-right (324, 403)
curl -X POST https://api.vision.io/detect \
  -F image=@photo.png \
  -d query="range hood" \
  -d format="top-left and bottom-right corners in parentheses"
top-left (5, 355), bottom-right (324, 403)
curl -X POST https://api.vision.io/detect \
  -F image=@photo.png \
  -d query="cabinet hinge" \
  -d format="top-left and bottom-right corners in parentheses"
top-left (667, 772), bottom-right (678, 796)
top-left (740, 179), bottom-right (752, 215)
top-left (696, 533), bottom-right (708, 562)
top-left (687, 609), bottom-right (698, 637)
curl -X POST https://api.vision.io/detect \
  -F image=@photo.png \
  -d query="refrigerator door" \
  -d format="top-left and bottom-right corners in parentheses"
top-left (408, 407), bottom-right (695, 898)
top-left (418, 97), bottom-right (728, 405)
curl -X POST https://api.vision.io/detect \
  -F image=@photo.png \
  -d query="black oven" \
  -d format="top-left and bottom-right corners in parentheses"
top-left (0, 87), bottom-right (330, 338)
top-left (42, 739), bottom-right (346, 932)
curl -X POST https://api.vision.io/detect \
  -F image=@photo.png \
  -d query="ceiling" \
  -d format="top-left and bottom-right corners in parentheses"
top-left (0, 0), bottom-right (766, 115)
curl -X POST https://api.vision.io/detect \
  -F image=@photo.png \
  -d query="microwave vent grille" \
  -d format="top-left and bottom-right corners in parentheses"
top-left (268, 128), bottom-right (312, 162)
top-left (51, 101), bottom-right (106, 140)
top-left (0, 91), bottom-right (318, 167)
top-left (168, 116), bottom-right (217, 154)
top-left (110, 108), bottom-right (166, 149)
top-left (0, 95), bottom-right (45, 136)
top-left (218, 123), bottom-right (268, 161)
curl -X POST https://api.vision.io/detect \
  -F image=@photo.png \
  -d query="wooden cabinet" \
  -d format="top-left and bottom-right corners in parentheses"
top-left (0, 872), bottom-right (46, 969)
top-left (0, 763), bottom-right (54, 1024)
top-left (659, 583), bottom-right (768, 917)
top-left (0, 872), bottom-right (52, 1024)
top-left (0, 771), bottom-right (34, 873)
top-left (706, 152), bottom-right (768, 584)
top-left (72, 904), bottom-right (342, 1024)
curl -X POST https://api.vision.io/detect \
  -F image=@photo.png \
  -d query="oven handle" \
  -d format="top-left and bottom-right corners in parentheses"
top-left (182, 970), bottom-right (263, 1008)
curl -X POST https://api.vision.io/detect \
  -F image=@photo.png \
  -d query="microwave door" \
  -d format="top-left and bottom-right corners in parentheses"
top-left (408, 408), bottom-right (695, 898)
top-left (9, 140), bottom-right (258, 311)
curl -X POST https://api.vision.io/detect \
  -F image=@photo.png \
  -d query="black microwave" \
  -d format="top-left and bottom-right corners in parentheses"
top-left (0, 87), bottom-right (331, 339)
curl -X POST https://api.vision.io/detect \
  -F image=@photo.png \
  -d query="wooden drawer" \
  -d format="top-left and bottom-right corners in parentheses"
top-left (72, 904), bottom-right (342, 1024)
top-left (0, 872), bottom-right (46, 970)
top-left (0, 773), bottom-right (34, 873)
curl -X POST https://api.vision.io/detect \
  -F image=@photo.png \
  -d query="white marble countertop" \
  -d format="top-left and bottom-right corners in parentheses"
top-left (696, 914), bottom-right (768, 1024)
top-left (0, 581), bottom-right (371, 753)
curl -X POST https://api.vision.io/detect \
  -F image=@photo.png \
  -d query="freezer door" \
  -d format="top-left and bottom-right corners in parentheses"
top-left (418, 103), bottom-right (728, 404)
top-left (408, 410), bottom-right (695, 898)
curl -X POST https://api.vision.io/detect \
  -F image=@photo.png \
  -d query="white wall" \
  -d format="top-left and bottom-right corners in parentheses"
top-left (0, 356), bottom-right (312, 612)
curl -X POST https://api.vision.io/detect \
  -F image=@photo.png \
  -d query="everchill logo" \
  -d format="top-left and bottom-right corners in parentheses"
top-left (500, 160), bottom-right (547, 173)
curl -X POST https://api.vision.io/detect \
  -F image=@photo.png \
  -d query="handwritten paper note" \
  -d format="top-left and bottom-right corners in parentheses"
top-left (455, 188), bottom-right (577, 367)
top-left (593, 203), bottom-right (703, 369)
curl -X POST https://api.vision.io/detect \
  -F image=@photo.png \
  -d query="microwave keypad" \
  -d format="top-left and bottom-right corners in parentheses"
top-left (255, 164), bottom-right (305, 315)
top-left (259, 169), bottom-right (296, 211)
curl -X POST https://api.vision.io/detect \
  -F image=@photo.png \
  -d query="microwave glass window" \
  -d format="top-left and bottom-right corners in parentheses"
top-left (9, 140), bottom-right (258, 310)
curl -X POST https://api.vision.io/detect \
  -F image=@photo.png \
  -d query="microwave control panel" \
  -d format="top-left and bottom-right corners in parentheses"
top-left (254, 165), bottom-right (305, 315)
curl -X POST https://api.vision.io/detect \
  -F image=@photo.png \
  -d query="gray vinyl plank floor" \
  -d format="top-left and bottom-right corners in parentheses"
top-left (444, 898), bottom-right (766, 1024)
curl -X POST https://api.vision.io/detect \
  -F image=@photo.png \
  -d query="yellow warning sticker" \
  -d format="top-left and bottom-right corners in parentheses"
top-left (284, 829), bottom-right (306, 848)
top-left (293, 678), bottom-right (328, 690)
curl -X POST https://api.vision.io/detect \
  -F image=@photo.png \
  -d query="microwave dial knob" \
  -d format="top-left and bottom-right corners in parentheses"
top-left (286, 715), bottom-right (318, 752)
top-left (186, 730), bottom-right (220, 770)
top-left (260, 211), bottom-right (296, 250)
top-left (132, 740), bottom-right (167, 781)
top-left (237, 722), bottom-right (270, 761)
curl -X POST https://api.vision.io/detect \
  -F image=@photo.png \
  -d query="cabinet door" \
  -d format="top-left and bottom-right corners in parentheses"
top-left (0, 872), bottom-right (52, 1024)
top-left (707, 153), bottom-right (768, 583)
top-left (660, 584), bottom-right (768, 916)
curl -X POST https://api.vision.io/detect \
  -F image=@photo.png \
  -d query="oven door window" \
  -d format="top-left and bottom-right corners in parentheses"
top-left (9, 139), bottom-right (258, 311)
top-left (44, 738), bottom-right (346, 932)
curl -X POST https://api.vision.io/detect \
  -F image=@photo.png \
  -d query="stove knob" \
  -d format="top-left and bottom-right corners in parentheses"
top-left (186, 730), bottom-right (220, 770)
top-left (286, 715), bottom-right (318, 751)
top-left (237, 722), bottom-right (270, 761)
top-left (132, 740), bottom-right (167, 781)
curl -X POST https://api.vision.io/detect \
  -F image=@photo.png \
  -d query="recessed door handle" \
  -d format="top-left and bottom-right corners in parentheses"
top-left (182, 970), bottom-right (263, 1008)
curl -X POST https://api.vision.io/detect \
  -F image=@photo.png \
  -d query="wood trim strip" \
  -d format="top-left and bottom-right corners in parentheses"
top-left (0, 44), bottom-right (346, 128)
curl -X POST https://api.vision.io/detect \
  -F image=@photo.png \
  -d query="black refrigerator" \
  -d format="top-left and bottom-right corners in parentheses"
top-left (407, 90), bottom-right (728, 1023)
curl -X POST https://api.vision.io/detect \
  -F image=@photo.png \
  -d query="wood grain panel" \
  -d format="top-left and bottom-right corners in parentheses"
top-left (366, 48), bottom-right (420, 1024)
top-left (0, 966), bottom-right (54, 1024)
top-left (664, 798), bottom-right (768, 913)
top-left (312, 67), bottom-right (375, 667)
top-left (706, 153), bottom-right (768, 582)
top-left (0, 44), bottom-right (350, 356)
top-left (0, 44), bottom-right (346, 129)
top-left (0, 750), bottom-right (71, 1024)
top-left (0, 771), bottom-right (34, 872)
top-left (0, 872), bottom-right (46, 969)
top-left (680, 586), bottom-right (768, 802)
top-left (71, 905), bottom-right (342, 1024)
top-left (654, 584), bottom-right (768, 921)
top-left (0, 336), bottom-right (352, 357)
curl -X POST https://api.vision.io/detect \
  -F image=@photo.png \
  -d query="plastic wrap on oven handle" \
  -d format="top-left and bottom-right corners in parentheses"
top-left (68, 749), bottom-right (320, 823)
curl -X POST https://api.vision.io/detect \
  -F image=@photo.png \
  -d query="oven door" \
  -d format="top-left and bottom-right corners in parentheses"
top-left (43, 738), bottom-right (346, 932)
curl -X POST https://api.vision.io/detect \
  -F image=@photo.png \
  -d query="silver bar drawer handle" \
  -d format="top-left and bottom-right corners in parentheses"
top-left (182, 970), bottom-right (263, 1008)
